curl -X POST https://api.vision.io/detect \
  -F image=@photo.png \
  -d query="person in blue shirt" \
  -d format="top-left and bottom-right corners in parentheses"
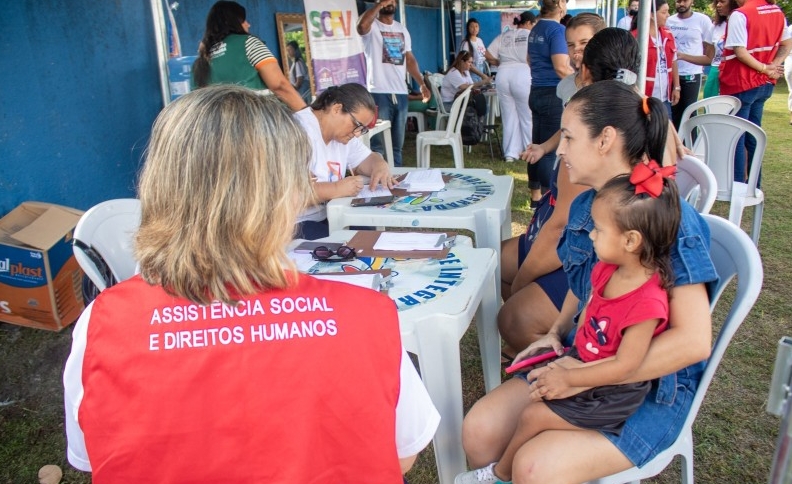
top-left (460, 80), bottom-right (717, 484)
top-left (526, 0), bottom-right (573, 207)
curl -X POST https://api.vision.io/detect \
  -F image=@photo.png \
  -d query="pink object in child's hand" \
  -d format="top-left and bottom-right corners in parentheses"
top-left (505, 347), bottom-right (570, 374)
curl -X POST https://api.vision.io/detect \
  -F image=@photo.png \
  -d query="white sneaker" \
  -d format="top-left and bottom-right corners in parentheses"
top-left (504, 156), bottom-right (516, 163)
top-left (454, 462), bottom-right (507, 484)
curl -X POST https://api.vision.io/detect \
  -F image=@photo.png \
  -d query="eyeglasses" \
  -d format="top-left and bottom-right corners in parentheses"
top-left (312, 245), bottom-right (357, 262)
top-left (348, 112), bottom-right (369, 136)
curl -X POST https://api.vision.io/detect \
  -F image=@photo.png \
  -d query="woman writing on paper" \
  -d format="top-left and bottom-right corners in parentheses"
top-left (294, 83), bottom-right (396, 240)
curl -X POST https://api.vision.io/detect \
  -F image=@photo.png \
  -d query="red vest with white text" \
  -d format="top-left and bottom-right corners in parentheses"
top-left (79, 274), bottom-right (403, 483)
top-left (633, 28), bottom-right (677, 100)
top-left (719, 0), bottom-right (786, 95)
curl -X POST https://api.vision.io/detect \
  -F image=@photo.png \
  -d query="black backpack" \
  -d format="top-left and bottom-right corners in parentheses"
top-left (460, 92), bottom-right (486, 146)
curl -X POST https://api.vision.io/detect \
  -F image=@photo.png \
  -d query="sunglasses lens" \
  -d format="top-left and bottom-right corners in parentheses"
top-left (312, 246), bottom-right (333, 259)
top-left (337, 246), bottom-right (355, 259)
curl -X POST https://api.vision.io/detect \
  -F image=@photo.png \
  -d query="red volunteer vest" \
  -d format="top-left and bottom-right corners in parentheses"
top-left (719, 0), bottom-right (786, 95)
top-left (79, 274), bottom-right (403, 483)
top-left (633, 28), bottom-right (677, 99)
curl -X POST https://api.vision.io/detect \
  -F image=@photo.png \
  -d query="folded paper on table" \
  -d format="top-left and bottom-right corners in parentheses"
top-left (346, 230), bottom-right (455, 259)
top-left (311, 269), bottom-right (392, 294)
top-left (395, 169), bottom-right (445, 192)
top-left (357, 185), bottom-right (393, 198)
top-left (373, 232), bottom-right (445, 251)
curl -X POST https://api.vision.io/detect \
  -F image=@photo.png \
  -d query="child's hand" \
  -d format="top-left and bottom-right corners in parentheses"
top-left (512, 333), bottom-right (565, 366)
top-left (533, 362), bottom-right (571, 400)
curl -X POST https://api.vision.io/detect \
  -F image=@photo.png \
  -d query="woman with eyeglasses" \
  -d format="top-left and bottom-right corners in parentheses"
top-left (295, 83), bottom-right (396, 240)
top-left (64, 85), bottom-right (439, 482)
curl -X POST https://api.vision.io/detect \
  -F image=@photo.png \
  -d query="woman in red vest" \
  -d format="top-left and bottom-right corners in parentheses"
top-left (719, 0), bottom-right (791, 183)
top-left (631, 0), bottom-right (681, 118)
top-left (63, 85), bottom-right (439, 483)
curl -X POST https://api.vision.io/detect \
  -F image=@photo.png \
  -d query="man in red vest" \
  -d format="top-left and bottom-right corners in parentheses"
top-left (719, 0), bottom-right (790, 183)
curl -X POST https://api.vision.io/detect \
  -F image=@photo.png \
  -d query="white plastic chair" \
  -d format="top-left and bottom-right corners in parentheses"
top-left (681, 113), bottom-right (765, 245)
top-left (407, 110), bottom-right (426, 132)
top-left (427, 73), bottom-right (450, 131)
top-left (416, 86), bottom-right (472, 169)
top-left (675, 155), bottom-right (717, 214)
top-left (678, 95), bottom-right (741, 160)
top-left (586, 213), bottom-right (763, 484)
top-left (73, 198), bottom-right (141, 291)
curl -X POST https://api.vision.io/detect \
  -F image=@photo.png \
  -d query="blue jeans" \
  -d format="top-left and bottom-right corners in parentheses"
top-left (528, 86), bottom-right (563, 191)
top-left (371, 92), bottom-right (408, 167)
top-left (732, 83), bottom-right (773, 184)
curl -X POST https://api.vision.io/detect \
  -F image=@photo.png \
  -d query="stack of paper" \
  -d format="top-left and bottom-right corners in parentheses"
top-left (396, 169), bottom-right (445, 192)
top-left (373, 232), bottom-right (445, 251)
top-left (357, 185), bottom-right (392, 198)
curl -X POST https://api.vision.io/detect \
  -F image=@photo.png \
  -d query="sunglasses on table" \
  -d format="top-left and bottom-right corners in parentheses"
top-left (312, 245), bottom-right (357, 262)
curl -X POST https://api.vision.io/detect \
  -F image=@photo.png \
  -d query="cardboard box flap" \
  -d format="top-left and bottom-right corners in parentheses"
top-left (10, 206), bottom-right (83, 250)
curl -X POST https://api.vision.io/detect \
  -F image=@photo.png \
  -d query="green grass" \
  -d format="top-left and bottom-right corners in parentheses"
top-left (1, 85), bottom-right (790, 483)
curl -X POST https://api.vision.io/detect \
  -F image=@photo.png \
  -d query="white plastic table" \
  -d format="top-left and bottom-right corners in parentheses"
top-left (326, 167), bottom-right (513, 301)
top-left (305, 230), bottom-right (501, 484)
top-left (360, 119), bottom-right (395, 168)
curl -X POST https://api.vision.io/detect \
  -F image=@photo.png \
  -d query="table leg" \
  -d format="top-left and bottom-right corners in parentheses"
top-left (475, 258), bottom-right (501, 393)
top-left (412, 322), bottom-right (467, 484)
top-left (383, 127), bottom-right (395, 168)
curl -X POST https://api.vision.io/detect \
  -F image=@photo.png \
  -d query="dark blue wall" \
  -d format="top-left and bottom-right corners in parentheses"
top-left (0, 1), bottom-right (440, 215)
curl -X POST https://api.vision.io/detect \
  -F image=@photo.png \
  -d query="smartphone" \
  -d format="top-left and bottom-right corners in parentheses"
top-left (504, 347), bottom-right (570, 374)
top-left (350, 195), bottom-right (395, 207)
top-left (293, 241), bottom-right (343, 254)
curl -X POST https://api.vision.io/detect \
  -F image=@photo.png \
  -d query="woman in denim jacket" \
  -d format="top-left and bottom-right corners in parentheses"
top-left (461, 80), bottom-right (717, 484)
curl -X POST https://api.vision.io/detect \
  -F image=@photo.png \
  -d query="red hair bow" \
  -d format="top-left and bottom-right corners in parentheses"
top-left (629, 160), bottom-right (676, 198)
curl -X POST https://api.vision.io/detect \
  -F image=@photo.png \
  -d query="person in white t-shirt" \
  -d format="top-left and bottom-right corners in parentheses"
top-left (460, 18), bottom-right (498, 81)
top-left (441, 51), bottom-right (492, 110)
top-left (294, 83), bottom-right (395, 240)
top-left (666, 0), bottom-right (714, 129)
top-left (617, 0), bottom-right (640, 30)
top-left (702, 0), bottom-right (738, 98)
top-left (357, 0), bottom-right (430, 167)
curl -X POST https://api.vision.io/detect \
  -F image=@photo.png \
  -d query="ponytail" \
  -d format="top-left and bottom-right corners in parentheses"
top-left (567, 80), bottom-right (668, 167)
top-left (643, 96), bottom-right (668, 166)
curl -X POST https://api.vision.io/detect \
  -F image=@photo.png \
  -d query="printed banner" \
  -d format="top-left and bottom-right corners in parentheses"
top-left (303, 0), bottom-right (367, 92)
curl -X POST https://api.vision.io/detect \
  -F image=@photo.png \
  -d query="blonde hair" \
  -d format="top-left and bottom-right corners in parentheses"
top-left (136, 85), bottom-right (313, 305)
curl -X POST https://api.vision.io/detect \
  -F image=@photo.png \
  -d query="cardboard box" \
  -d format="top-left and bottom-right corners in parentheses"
top-left (0, 202), bottom-right (85, 331)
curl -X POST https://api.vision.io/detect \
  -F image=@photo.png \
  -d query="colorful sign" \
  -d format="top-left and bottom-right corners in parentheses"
top-left (303, 0), bottom-right (367, 92)
top-left (305, 251), bottom-right (468, 312)
top-left (389, 172), bottom-right (495, 213)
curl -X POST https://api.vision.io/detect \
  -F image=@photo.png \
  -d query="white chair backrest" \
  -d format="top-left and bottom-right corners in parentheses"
top-left (427, 73), bottom-right (447, 115)
top-left (585, 213), bottom-right (763, 484)
top-left (678, 95), bottom-right (741, 138)
top-left (73, 198), bottom-right (141, 291)
top-left (681, 113), bottom-right (766, 201)
top-left (684, 214), bottom-right (763, 431)
top-left (676, 154), bottom-right (717, 214)
top-left (445, 86), bottom-right (472, 137)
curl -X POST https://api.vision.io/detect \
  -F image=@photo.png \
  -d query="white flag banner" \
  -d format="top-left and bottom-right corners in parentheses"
top-left (303, 0), bottom-right (367, 92)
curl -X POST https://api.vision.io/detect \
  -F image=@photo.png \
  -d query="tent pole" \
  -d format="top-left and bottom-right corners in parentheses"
top-left (441, 0), bottom-right (448, 71)
top-left (636, 0), bottom-right (650, 93)
top-left (150, 0), bottom-right (170, 107)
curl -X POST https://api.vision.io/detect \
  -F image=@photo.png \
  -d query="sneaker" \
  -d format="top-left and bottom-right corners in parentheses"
top-left (504, 156), bottom-right (516, 163)
top-left (454, 463), bottom-right (510, 484)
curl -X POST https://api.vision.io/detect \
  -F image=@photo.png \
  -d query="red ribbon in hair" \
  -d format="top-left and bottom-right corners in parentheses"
top-left (629, 160), bottom-right (676, 198)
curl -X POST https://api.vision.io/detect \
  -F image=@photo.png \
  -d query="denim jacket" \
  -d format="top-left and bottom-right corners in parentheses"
top-left (559, 189), bottom-right (718, 303)
top-left (558, 189), bottom-right (719, 407)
